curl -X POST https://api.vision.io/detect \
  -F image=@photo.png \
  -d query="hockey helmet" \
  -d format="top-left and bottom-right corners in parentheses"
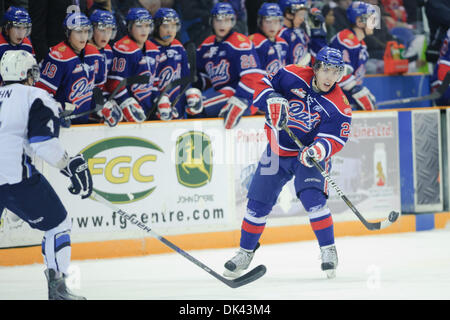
top-left (90, 9), bottom-right (117, 40)
top-left (278, 0), bottom-right (307, 15)
top-left (314, 46), bottom-right (345, 79)
top-left (3, 6), bottom-right (32, 36)
top-left (63, 12), bottom-right (92, 39)
top-left (126, 7), bottom-right (153, 32)
top-left (210, 2), bottom-right (236, 29)
top-left (0, 50), bottom-right (39, 83)
top-left (153, 8), bottom-right (181, 39)
top-left (347, 1), bottom-right (377, 26)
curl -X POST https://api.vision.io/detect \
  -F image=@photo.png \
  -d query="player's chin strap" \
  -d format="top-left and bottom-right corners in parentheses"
top-left (89, 191), bottom-right (267, 288)
top-left (281, 124), bottom-right (401, 231)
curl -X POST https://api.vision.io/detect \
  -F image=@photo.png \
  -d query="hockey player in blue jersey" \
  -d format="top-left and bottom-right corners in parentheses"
top-left (329, 1), bottom-right (378, 111)
top-left (106, 8), bottom-right (158, 123)
top-left (149, 8), bottom-right (190, 120)
top-left (88, 9), bottom-right (123, 127)
top-left (250, 3), bottom-right (288, 79)
top-left (187, 2), bottom-right (265, 129)
top-left (0, 50), bottom-right (92, 300)
top-left (0, 6), bottom-right (34, 58)
top-left (277, 0), bottom-right (327, 66)
top-left (223, 47), bottom-right (352, 279)
top-left (36, 12), bottom-right (104, 125)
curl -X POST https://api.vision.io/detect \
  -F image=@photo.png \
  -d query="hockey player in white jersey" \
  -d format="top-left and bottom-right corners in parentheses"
top-left (0, 50), bottom-right (92, 300)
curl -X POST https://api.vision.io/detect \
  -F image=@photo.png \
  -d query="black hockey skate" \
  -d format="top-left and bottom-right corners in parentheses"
top-left (44, 269), bottom-right (86, 300)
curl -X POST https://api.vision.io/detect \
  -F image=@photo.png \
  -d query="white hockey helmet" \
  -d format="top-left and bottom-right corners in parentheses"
top-left (0, 50), bottom-right (39, 83)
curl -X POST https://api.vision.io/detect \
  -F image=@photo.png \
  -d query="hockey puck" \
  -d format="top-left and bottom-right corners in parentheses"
top-left (388, 211), bottom-right (400, 222)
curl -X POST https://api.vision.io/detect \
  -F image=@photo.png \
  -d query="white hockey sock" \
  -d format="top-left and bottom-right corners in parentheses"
top-left (42, 216), bottom-right (72, 276)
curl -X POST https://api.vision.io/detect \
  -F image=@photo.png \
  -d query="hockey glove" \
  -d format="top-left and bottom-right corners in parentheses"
top-left (299, 142), bottom-right (326, 167)
top-left (98, 100), bottom-right (123, 127)
top-left (265, 93), bottom-right (289, 130)
top-left (156, 95), bottom-right (173, 121)
top-left (120, 97), bottom-right (146, 123)
top-left (185, 88), bottom-right (204, 116)
top-left (351, 86), bottom-right (376, 111)
top-left (60, 154), bottom-right (93, 199)
top-left (308, 8), bottom-right (327, 38)
top-left (219, 96), bottom-right (248, 130)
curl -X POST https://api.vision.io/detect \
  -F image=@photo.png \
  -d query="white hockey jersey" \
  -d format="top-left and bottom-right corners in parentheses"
top-left (0, 84), bottom-right (66, 185)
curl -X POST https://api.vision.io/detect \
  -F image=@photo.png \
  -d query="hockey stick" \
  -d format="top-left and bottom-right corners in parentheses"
top-left (282, 124), bottom-right (400, 231)
top-left (377, 71), bottom-right (450, 107)
top-left (61, 74), bottom-right (151, 121)
top-left (147, 41), bottom-right (198, 119)
top-left (89, 191), bottom-right (267, 288)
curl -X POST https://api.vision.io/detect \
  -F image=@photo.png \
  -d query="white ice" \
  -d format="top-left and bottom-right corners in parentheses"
top-left (1, 229), bottom-right (450, 300)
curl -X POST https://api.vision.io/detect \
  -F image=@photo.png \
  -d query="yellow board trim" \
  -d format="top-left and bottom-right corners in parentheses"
top-left (2, 213), bottom-right (441, 267)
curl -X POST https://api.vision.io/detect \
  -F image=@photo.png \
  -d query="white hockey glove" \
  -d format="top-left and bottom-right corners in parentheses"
top-left (60, 154), bottom-right (93, 199)
top-left (219, 96), bottom-right (248, 130)
top-left (185, 88), bottom-right (204, 116)
top-left (156, 95), bottom-right (173, 121)
top-left (298, 142), bottom-right (326, 167)
top-left (351, 86), bottom-right (376, 111)
top-left (98, 100), bottom-right (123, 127)
top-left (120, 97), bottom-right (146, 123)
top-left (265, 93), bottom-right (289, 130)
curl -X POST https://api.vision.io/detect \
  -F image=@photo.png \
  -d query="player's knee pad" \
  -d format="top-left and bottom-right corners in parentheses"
top-left (298, 188), bottom-right (327, 213)
top-left (42, 215), bottom-right (72, 275)
top-left (247, 199), bottom-right (273, 217)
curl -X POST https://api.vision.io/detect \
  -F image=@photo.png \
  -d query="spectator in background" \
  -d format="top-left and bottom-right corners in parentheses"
top-left (332, 0), bottom-right (351, 32)
top-left (321, 3), bottom-right (337, 42)
top-left (176, 0), bottom-right (213, 46)
top-left (425, 0), bottom-right (450, 64)
top-left (29, 0), bottom-right (89, 63)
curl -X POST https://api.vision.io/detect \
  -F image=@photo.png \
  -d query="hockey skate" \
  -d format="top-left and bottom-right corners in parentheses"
top-left (320, 244), bottom-right (338, 279)
top-left (44, 269), bottom-right (86, 300)
top-left (223, 243), bottom-right (260, 278)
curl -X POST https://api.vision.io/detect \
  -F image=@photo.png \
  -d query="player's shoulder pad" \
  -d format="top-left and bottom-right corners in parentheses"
top-left (275, 36), bottom-right (288, 46)
top-left (337, 29), bottom-right (361, 49)
top-left (145, 39), bottom-right (159, 52)
top-left (85, 43), bottom-right (102, 57)
top-left (22, 37), bottom-right (33, 47)
top-left (284, 64), bottom-right (314, 84)
top-left (200, 35), bottom-right (216, 47)
top-left (103, 43), bottom-right (113, 52)
top-left (170, 38), bottom-right (184, 48)
top-left (0, 33), bottom-right (7, 46)
top-left (28, 86), bottom-right (61, 115)
top-left (323, 85), bottom-right (352, 118)
top-left (249, 33), bottom-right (267, 48)
top-left (113, 35), bottom-right (140, 54)
top-left (225, 32), bottom-right (253, 50)
top-left (49, 41), bottom-right (77, 61)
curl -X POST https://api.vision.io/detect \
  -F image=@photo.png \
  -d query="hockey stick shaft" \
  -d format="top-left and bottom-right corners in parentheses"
top-left (89, 191), bottom-right (266, 288)
top-left (282, 124), bottom-right (399, 230)
top-left (377, 72), bottom-right (450, 107)
top-left (62, 75), bottom-right (150, 121)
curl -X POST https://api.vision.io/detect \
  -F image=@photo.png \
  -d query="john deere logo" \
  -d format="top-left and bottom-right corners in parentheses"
top-left (80, 136), bottom-right (163, 204)
top-left (176, 131), bottom-right (212, 188)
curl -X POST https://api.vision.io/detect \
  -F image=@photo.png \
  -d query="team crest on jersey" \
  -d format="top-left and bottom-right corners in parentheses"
top-left (266, 59), bottom-right (282, 78)
top-left (288, 99), bottom-right (321, 132)
top-left (69, 77), bottom-right (94, 106)
top-left (158, 65), bottom-right (181, 90)
top-left (291, 88), bottom-right (306, 98)
top-left (293, 43), bottom-right (308, 65)
top-left (205, 59), bottom-right (230, 86)
top-left (203, 46), bottom-right (219, 59)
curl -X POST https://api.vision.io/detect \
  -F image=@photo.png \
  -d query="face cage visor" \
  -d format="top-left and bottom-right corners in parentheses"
top-left (94, 22), bottom-right (117, 40)
top-left (159, 17), bottom-right (181, 32)
top-left (6, 21), bottom-right (32, 37)
top-left (212, 14), bottom-right (236, 28)
top-left (314, 61), bottom-right (344, 80)
top-left (289, 4), bottom-right (307, 14)
top-left (132, 19), bottom-right (154, 33)
top-left (68, 25), bottom-right (93, 40)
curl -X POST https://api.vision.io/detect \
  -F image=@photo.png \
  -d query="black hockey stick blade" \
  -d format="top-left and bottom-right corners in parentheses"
top-left (377, 71), bottom-right (450, 107)
top-left (223, 265), bottom-right (267, 288)
top-left (282, 124), bottom-right (401, 231)
top-left (90, 191), bottom-right (267, 288)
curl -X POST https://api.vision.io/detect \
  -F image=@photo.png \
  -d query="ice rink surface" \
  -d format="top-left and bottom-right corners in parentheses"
top-left (1, 229), bottom-right (450, 300)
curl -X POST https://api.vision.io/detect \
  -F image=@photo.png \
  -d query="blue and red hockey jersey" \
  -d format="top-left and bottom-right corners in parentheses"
top-left (106, 35), bottom-right (158, 114)
top-left (431, 28), bottom-right (450, 105)
top-left (150, 38), bottom-right (190, 119)
top-left (36, 41), bottom-right (104, 124)
top-left (249, 32), bottom-right (288, 78)
top-left (196, 31), bottom-right (265, 105)
top-left (253, 65), bottom-right (352, 158)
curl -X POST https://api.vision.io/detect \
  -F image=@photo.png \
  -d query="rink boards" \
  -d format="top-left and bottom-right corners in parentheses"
top-left (2, 108), bottom-right (450, 266)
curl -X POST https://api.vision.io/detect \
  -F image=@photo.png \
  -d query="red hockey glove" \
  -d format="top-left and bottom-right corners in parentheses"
top-left (299, 142), bottom-right (326, 167)
top-left (219, 96), bottom-right (248, 129)
top-left (120, 97), bottom-right (146, 123)
top-left (265, 93), bottom-right (289, 130)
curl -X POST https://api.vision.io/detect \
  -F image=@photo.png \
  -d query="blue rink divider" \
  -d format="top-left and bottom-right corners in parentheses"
top-left (415, 213), bottom-right (436, 231)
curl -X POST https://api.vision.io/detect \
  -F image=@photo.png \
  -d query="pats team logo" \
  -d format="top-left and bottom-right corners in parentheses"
top-left (80, 136), bottom-right (163, 204)
top-left (175, 131), bottom-right (212, 188)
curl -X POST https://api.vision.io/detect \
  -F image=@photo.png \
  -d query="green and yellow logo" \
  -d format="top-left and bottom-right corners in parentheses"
top-left (175, 131), bottom-right (212, 188)
top-left (80, 136), bottom-right (163, 203)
